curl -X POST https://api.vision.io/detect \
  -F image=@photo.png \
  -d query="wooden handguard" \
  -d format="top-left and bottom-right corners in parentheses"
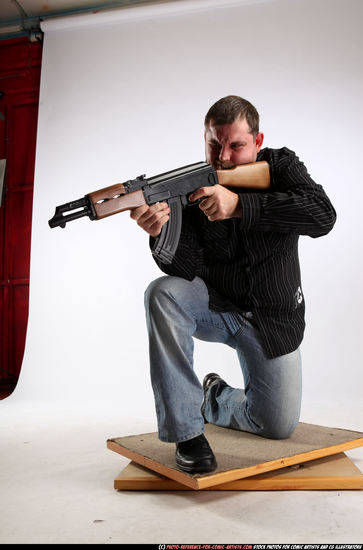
top-left (88, 186), bottom-right (146, 220)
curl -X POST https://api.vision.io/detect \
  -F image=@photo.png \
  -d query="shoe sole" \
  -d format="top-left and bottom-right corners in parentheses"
top-left (175, 459), bottom-right (217, 474)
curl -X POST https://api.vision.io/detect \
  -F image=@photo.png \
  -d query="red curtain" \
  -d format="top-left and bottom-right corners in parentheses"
top-left (0, 37), bottom-right (42, 394)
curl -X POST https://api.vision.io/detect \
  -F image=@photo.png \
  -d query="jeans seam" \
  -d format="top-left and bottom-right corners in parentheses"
top-left (196, 319), bottom-right (232, 334)
top-left (233, 313), bottom-right (252, 338)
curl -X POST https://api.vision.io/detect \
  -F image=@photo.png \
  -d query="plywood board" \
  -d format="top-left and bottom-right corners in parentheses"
top-left (107, 422), bottom-right (363, 490)
top-left (114, 453), bottom-right (363, 491)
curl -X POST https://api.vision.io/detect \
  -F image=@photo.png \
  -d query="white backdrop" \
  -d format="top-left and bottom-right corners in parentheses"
top-left (5, 0), bottom-right (363, 421)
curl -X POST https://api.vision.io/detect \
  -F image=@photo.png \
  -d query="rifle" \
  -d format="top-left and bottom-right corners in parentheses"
top-left (48, 160), bottom-right (270, 264)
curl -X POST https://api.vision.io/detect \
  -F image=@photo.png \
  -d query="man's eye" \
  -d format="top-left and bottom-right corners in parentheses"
top-left (232, 144), bottom-right (243, 149)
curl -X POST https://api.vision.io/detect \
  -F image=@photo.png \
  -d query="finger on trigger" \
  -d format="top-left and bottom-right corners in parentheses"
top-left (190, 186), bottom-right (213, 202)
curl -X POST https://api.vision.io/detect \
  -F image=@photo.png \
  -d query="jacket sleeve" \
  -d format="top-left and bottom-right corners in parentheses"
top-left (239, 148), bottom-right (337, 237)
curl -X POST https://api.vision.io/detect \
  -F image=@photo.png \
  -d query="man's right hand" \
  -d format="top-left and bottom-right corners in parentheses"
top-left (130, 202), bottom-right (170, 238)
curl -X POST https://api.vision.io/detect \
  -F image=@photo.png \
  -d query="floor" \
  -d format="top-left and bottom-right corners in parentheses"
top-left (1, 397), bottom-right (362, 545)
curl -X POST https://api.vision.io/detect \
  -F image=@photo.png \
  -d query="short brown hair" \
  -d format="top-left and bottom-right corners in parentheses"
top-left (204, 95), bottom-right (260, 138)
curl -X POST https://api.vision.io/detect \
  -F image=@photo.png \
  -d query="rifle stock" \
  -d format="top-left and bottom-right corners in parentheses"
top-left (217, 161), bottom-right (270, 189)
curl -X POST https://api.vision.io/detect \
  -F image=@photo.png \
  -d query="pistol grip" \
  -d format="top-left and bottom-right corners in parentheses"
top-left (151, 197), bottom-right (183, 264)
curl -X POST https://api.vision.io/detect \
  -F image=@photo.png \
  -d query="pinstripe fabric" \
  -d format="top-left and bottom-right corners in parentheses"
top-left (150, 147), bottom-right (336, 358)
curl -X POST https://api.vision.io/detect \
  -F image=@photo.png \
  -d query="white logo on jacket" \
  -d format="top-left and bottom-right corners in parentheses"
top-left (294, 286), bottom-right (303, 308)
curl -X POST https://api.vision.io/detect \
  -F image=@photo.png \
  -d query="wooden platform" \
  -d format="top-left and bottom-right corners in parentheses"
top-left (114, 453), bottom-right (363, 491)
top-left (107, 422), bottom-right (363, 490)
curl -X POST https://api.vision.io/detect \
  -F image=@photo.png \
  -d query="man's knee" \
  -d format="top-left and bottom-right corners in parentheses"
top-left (248, 399), bottom-right (300, 439)
top-left (263, 419), bottom-right (299, 439)
top-left (144, 276), bottom-right (192, 319)
top-left (145, 276), bottom-right (168, 306)
top-left (145, 276), bottom-right (181, 307)
top-left (256, 411), bottom-right (299, 440)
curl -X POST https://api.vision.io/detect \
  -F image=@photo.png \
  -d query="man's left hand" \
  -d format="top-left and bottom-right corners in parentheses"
top-left (189, 185), bottom-right (242, 221)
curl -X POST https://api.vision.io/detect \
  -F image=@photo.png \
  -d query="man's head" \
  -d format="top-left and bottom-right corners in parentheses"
top-left (204, 95), bottom-right (264, 169)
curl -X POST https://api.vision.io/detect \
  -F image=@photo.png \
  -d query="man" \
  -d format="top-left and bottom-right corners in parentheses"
top-left (130, 95), bottom-right (336, 474)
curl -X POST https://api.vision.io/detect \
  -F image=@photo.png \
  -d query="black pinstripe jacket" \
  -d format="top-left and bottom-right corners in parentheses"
top-left (151, 147), bottom-right (337, 358)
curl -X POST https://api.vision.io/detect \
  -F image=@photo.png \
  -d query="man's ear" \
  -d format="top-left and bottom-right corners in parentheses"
top-left (255, 132), bottom-right (264, 151)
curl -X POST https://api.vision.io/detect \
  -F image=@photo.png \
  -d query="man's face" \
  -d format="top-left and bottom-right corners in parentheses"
top-left (204, 117), bottom-right (264, 169)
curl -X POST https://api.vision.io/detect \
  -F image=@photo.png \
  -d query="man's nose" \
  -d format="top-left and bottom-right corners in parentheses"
top-left (219, 146), bottom-right (231, 162)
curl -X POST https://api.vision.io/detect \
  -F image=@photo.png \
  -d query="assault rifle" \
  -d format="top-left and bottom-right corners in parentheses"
top-left (48, 160), bottom-right (270, 264)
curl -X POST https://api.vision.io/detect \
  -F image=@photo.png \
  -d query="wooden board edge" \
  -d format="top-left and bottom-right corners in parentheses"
top-left (195, 438), bottom-right (363, 489)
top-left (114, 475), bottom-right (363, 491)
top-left (107, 440), bottom-right (200, 489)
top-left (107, 437), bottom-right (363, 491)
top-left (113, 454), bottom-right (363, 491)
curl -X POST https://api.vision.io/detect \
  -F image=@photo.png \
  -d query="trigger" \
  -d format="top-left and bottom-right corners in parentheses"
top-left (187, 194), bottom-right (203, 206)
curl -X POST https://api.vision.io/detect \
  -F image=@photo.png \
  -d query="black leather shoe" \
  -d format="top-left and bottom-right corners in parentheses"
top-left (201, 372), bottom-right (224, 422)
top-left (175, 434), bottom-right (217, 473)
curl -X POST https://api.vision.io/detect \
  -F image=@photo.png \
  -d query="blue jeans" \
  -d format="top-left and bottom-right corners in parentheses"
top-left (144, 275), bottom-right (302, 443)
